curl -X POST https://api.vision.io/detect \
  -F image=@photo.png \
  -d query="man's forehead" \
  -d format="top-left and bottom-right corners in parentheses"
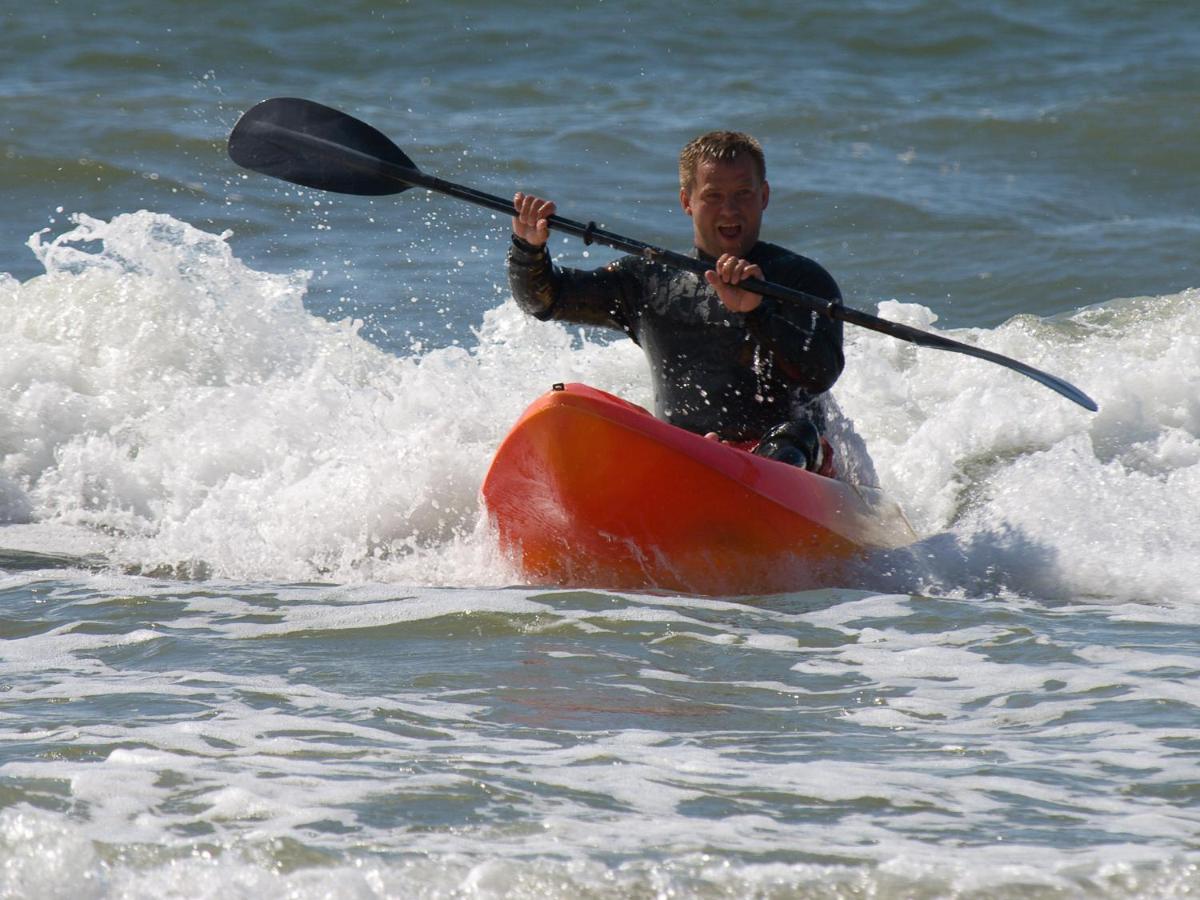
top-left (695, 157), bottom-right (762, 186)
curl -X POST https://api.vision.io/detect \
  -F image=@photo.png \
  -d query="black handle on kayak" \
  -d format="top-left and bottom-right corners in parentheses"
top-left (228, 97), bottom-right (1098, 412)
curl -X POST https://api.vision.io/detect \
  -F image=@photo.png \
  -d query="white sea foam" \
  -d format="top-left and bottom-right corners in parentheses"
top-left (837, 294), bottom-right (1200, 602)
top-left (2, 212), bottom-right (1199, 603)
top-left (2, 798), bottom-right (1191, 900)
top-left (0, 212), bottom-right (642, 585)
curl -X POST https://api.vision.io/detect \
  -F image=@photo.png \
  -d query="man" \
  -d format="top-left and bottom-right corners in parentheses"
top-left (507, 130), bottom-right (844, 472)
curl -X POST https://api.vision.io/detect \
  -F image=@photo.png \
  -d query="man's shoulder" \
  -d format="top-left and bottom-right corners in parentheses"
top-left (604, 252), bottom-right (679, 290)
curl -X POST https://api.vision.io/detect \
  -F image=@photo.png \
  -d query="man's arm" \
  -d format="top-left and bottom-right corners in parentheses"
top-left (745, 293), bottom-right (844, 394)
top-left (507, 192), bottom-right (640, 333)
top-left (700, 248), bottom-right (844, 394)
top-left (729, 252), bottom-right (844, 395)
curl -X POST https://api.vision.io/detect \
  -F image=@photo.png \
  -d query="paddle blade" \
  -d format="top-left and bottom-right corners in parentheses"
top-left (228, 97), bottom-right (418, 196)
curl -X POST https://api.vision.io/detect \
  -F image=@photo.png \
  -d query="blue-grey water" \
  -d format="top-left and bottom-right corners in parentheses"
top-left (2, 2), bottom-right (1199, 897)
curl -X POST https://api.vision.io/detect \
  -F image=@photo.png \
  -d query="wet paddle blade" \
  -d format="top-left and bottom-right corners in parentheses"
top-left (228, 97), bottom-right (418, 196)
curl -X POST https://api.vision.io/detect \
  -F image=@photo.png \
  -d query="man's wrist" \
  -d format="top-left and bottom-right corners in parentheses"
top-left (744, 295), bottom-right (774, 322)
top-left (512, 233), bottom-right (549, 254)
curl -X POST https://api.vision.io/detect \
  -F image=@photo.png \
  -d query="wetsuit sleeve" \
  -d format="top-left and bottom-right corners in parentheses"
top-left (506, 235), bottom-right (640, 335)
top-left (743, 261), bottom-right (845, 395)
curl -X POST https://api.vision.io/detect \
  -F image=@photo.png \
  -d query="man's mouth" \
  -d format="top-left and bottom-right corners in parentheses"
top-left (717, 224), bottom-right (742, 241)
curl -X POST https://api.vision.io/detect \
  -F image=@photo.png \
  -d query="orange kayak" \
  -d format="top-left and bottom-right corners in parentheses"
top-left (481, 383), bottom-right (916, 595)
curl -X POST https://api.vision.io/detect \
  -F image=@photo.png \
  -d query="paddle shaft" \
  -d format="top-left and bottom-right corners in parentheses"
top-left (261, 125), bottom-right (997, 340)
top-left (236, 109), bottom-right (1099, 411)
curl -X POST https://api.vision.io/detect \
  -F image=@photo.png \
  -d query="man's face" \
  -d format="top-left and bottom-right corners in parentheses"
top-left (680, 156), bottom-right (769, 259)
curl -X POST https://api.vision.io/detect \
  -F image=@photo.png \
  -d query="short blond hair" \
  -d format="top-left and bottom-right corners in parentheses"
top-left (678, 131), bottom-right (766, 194)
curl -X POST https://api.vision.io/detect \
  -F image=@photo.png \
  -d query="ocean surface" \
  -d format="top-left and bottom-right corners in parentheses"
top-left (3, 1), bottom-right (1199, 896)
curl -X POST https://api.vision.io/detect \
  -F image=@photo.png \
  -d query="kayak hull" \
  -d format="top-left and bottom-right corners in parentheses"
top-left (481, 384), bottom-right (914, 595)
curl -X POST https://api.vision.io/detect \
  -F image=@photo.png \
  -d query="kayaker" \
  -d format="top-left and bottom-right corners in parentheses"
top-left (507, 130), bottom-right (844, 472)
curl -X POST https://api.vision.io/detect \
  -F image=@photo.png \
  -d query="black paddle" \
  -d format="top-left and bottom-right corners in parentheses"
top-left (228, 97), bottom-right (1098, 412)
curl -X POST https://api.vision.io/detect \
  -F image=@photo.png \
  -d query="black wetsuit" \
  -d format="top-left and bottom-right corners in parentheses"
top-left (507, 236), bottom-right (844, 442)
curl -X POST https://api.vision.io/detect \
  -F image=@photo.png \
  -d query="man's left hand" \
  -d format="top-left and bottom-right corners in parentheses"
top-left (704, 254), bottom-right (763, 313)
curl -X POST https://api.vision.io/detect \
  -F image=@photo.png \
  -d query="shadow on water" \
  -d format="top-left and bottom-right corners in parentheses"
top-left (850, 523), bottom-right (1065, 601)
top-left (0, 548), bottom-right (109, 573)
top-left (513, 522), bottom-right (1065, 612)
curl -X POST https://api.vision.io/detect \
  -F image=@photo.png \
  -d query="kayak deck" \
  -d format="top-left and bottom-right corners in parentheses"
top-left (481, 383), bottom-right (915, 595)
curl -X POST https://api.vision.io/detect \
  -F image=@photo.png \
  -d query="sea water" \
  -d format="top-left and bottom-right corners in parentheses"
top-left (2, 2), bottom-right (1199, 897)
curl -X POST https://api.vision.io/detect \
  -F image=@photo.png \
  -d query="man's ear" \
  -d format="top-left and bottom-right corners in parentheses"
top-left (762, 180), bottom-right (770, 211)
top-left (680, 187), bottom-right (693, 216)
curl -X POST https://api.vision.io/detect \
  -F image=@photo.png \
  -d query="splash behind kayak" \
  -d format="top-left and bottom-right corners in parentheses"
top-left (481, 383), bottom-right (915, 595)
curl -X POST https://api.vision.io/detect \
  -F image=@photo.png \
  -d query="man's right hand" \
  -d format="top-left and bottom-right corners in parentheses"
top-left (512, 192), bottom-right (556, 247)
top-left (705, 253), bottom-right (764, 313)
